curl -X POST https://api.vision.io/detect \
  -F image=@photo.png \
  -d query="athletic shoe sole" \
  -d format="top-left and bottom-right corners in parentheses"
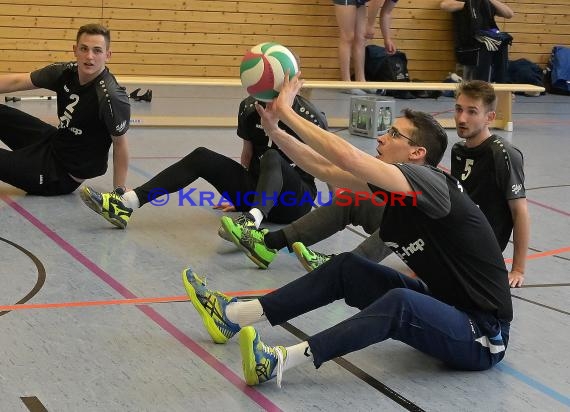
top-left (181, 269), bottom-right (229, 344)
top-left (292, 242), bottom-right (316, 272)
top-left (239, 326), bottom-right (260, 386)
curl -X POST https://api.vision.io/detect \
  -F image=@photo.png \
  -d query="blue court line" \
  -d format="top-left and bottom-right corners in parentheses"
top-left (497, 362), bottom-right (570, 407)
top-left (128, 162), bottom-right (155, 180)
top-left (128, 162), bottom-right (570, 408)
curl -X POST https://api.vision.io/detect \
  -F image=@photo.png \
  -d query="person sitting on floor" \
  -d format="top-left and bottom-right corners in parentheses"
top-left (181, 72), bottom-right (512, 387)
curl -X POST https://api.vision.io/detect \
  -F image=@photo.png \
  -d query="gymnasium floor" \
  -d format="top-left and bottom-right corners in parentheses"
top-left (1, 89), bottom-right (569, 411)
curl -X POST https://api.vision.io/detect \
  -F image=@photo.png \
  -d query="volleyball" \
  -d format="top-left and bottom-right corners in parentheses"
top-left (239, 42), bottom-right (299, 102)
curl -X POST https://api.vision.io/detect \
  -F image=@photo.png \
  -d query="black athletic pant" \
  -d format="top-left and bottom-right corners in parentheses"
top-left (134, 147), bottom-right (315, 223)
top-left (464, 43), bottom-right (509, 83)
top-left (0, 105), bottom-right (80, 196)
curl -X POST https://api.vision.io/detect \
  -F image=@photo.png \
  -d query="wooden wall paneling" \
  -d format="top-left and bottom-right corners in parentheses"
top-left (0, 0), bottom-right (566, 81)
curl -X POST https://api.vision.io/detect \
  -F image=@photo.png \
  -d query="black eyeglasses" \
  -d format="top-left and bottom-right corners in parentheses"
top-left (387, 127), bottom-right (418, 146)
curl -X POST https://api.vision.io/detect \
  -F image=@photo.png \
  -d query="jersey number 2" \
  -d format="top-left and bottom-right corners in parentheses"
top-left (59, 94), bottom-right (79, 129)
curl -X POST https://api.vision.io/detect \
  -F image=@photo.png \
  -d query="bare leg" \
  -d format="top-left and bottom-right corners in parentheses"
top-left (334, 4), bottom-right (358, 81)
top-left (352, 5), bottom-right (368, 82)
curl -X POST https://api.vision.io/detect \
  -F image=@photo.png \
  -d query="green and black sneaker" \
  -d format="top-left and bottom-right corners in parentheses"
top-left (79, 186), bottom-right (133, 229)
top-left (221, 213), bottom-right (276, 269)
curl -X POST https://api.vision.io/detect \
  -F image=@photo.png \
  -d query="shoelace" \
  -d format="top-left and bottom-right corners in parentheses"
top-left (275, 347), bottom-right (285, 388)
top-left (110, 189), bottom-right (126, 201)
top-left (263, 343), bottom-right (285, 388)
top-left (309, 250), bottom-right (331, 265)
top-left (234, 214), bottom-right (253, 226)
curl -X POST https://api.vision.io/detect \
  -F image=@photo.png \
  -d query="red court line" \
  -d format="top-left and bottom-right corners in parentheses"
top-left (0, 289), bottom-right (274, 312)
top-left (3, 245), bottom-right (568, 312)
top-left (503, 246), bottom-right (570, 264)
top-left (0, 194), bottom-right (282, 412)
top-left (527, 199), bottom-right (570, 217)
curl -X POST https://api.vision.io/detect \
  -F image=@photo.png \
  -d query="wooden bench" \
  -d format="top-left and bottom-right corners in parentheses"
top-left (301, 81), bottom-right (545, 132)
top-left (118, 77), bottom-right (544, 132)
top-left (14, 77), bottom-right (545, 132)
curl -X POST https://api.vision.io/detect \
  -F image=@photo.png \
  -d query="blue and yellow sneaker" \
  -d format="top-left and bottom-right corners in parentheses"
top-left (292, 242), bottom-right (332, 272)
top-left (221, 214), bottom-right (276, 269)
top-left (181, 268), bottom-right (240, 344)
top-left (239, 326), bottom-right (287, 387)
top-left (79, 186), bottom-right (133, 229)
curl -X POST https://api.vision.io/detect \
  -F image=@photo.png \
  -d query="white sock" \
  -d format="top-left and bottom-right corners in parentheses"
top-left (121, 190), bottom-right (140, 209)
top-left (283, 341), bottom-right (313, 371)
top-left (225, 299), bottom-right (265, 326)
top-left (248, 208), bottom-right (264, 228)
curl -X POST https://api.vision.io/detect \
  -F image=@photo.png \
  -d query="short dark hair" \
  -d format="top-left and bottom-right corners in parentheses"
top-left (455, 80), bottom-right (497, 112)
top-left (76, 24), bottom-right (111, 49)
top-left (401, 108), bottom-right (448, 167)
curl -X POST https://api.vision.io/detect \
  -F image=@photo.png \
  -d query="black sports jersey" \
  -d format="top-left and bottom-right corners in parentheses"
top-left (237, 95), bottom-right (328, 190)
top-left (451, 135), bottom-right (525, 250)
top-left (370, 164), bottom-right (512, 322)
top-left (30, 62), bottom-right (130, 178)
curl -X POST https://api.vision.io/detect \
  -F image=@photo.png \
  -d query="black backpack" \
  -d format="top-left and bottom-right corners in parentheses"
top-left (365, 45), bottom-right (409, 82)
top-left (365, 45), bottom-right (415, 98)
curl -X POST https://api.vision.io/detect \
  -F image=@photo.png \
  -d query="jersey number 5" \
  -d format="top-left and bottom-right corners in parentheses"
top-left (461, 159), bottom-right (474, 180)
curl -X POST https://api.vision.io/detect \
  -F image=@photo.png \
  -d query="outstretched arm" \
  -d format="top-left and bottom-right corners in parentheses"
top-left (0, 73), bottom-right (37, 94)
top-left (508, 197), bottom-right (530, 287)
top-left (259, 72), bottom-right (414, 194)
top-left (255, 109), bottom-right (366, 191)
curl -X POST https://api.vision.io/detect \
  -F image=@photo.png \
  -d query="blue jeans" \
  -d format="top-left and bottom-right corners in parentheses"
top-left (260, 253), bottom-right (509, 371)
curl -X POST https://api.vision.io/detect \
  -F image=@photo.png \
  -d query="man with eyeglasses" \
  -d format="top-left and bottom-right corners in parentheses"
top-left (183, 72), bottom-right (512, 386)
top-left (0, 23), bottom-right (130, 196)
top-left (236, 81), bottom-right (528, 288)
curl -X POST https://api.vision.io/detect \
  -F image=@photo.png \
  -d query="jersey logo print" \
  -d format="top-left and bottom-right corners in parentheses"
top-left (511, 184), bottom-right (523, 195)
top-left (115, 120), bottom-right (127, 133)
top-left (384, 240), bottom-right (425, 263)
